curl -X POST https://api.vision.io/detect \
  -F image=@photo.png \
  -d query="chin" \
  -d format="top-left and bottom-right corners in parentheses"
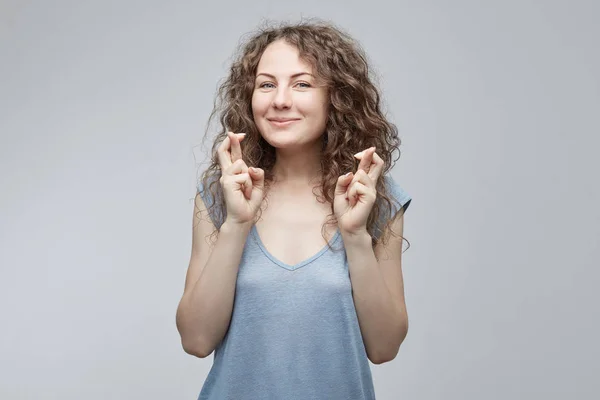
top-left (257, 123), bottom-right (324, 148)
top-left (259, 126), bottom-right (298, 143)
top-left (262, 136), bottom-right (300, 149)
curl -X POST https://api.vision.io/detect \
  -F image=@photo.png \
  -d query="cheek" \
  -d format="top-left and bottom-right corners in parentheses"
top-left (320, 100), bottom-right (330, 121)
top-left (251, 92), bottom-right (267, 116)
top-left (301, 95), bottom-right (329, 123)
top-left (251, 94), bottom-right (258, 116)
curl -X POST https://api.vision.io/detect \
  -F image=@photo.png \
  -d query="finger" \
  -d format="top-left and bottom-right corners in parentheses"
top-left (232, 173), bottom-right (253, 198)
top-left (243, 179), bottom-right (252, 199)
top-left (353, 146), bottom-right (375, 158)
top-left (368, 152), bottom-right (384, 182)
top-left (249, 167), bottom-right (265, 191)
top-left (239, 180), bottom-right (252, 199)
top-left (232, 172), bottom-right (251, 185)
top-left (245, 170), bottom-right (254, 199)
top-left (355, 147), bottom-right (375, 173)
top-left (347, 171), bottom-right (373, 206)
top-left (349, 169), bottom-right (374, 190)
top-left (347, 181), bottom-right (373, 207)
top-left (217, 135), bottom-right (232, 170)
top-left (229, 132), bottom-right (244, 163)
top-left (228, 158), bottom-right (249, 176)
top-left (335, 172), bottom-right (354, 195)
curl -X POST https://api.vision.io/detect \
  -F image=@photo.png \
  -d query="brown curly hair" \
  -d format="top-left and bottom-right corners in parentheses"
top-left (196, 19), bottom-right (409, 253)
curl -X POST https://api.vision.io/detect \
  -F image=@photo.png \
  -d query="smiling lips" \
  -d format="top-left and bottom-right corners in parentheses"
top-left (268, 118), bottom-right (300, 127)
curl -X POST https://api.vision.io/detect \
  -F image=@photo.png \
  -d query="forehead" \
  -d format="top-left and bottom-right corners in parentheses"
top-left (256, 40), bottom-right (313, 75)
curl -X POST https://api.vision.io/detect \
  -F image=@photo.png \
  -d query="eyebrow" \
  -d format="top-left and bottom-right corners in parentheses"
top-left (255, 72), bottom-right (315, 79)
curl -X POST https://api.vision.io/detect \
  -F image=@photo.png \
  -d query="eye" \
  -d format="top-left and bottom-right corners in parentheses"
top-left (295, 82), bottom-right (311, 88)
top-left (259, 82), bottom-right (275, 89)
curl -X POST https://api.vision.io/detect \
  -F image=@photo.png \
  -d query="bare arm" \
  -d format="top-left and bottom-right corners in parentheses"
top-left (338, 149), bottom-right (409, 365)
top-left (175, 193), bottom-right (252, 358)
top-left (342, 213), bottom-right (408, 365)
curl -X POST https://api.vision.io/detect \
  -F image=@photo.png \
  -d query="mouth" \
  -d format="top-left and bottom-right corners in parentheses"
top-left (267, 118), bottom-right (300, 127)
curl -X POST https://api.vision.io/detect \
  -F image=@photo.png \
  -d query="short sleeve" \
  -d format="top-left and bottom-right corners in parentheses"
top-left (384, 174), bottom-right (412, 215)
top-left (373, 175), bottom-right (412, 240)
top-left (197, 174), bottom-right (226, 229)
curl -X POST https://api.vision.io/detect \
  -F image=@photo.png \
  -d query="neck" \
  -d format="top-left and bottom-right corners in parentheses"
top-left (271, 141), bottom-right (323, 186)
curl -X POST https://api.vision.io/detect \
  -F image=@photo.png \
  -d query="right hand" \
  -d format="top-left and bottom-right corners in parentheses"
top-left (217, 131), bottom-right (265, 225)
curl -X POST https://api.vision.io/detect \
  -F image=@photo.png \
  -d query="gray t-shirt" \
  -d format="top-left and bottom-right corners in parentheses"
top-left (196, 175), bottom-right (411, 400)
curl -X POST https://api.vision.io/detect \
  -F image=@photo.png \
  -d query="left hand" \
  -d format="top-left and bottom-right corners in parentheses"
top-left (334, 147), bottom-right (384, 235)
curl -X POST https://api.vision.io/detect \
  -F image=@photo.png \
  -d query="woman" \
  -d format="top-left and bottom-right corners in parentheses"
top-left (176, 20), bottom-right (412, 400)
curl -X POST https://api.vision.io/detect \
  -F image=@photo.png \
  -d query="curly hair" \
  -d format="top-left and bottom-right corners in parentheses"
top-left (197, 19), bottom-right (409, 253)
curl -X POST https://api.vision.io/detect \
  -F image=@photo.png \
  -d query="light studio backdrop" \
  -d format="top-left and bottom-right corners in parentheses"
top-left (1, 1), bottom-right (598, 399)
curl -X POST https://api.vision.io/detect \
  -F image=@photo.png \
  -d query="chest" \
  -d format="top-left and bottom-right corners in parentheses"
top-left (253, 188), bottom-right (339, 268)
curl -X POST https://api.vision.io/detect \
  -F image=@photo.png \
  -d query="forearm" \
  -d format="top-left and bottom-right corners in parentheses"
top-left (342, 230), bottom-right (408, 364)
top-left (176, 220), bottom-right (252, 357)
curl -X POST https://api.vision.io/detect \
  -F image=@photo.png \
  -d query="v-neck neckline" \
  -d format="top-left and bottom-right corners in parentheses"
top-left (250, 224), bottom-right (341, 271)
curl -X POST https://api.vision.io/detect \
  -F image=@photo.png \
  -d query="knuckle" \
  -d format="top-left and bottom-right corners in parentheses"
top-left (235, 159), bottom-right (248, 168)
top-left (223, 165), bottom-right (235, 176)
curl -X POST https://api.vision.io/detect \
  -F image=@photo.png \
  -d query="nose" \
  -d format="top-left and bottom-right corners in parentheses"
top-left (272, 86), bottom-right (292, 109)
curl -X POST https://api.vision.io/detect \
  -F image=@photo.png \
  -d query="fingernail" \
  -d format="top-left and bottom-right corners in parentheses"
top-left (344, 171), bottom-right (352, 177)
top-left (237, 133), bottom-right (246, 136)
top-left (353, 151), bottom-right (363, 157)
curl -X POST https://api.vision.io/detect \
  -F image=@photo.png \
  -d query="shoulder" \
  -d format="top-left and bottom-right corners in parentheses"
top-left (372, 175), bottom-right (412, 241)
top-left (382, 175), bottom-right (412, 214)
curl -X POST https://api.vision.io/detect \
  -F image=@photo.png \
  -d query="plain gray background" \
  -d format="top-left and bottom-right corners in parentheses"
top-left (1, 0), bottom-right (598, 399)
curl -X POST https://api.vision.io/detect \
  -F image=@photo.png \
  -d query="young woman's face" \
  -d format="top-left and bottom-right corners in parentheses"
top-left (252, 40), bottom-right (329, 150)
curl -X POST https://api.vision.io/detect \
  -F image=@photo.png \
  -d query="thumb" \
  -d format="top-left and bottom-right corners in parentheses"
top-left (335, 172), bottom-right (353, 196)
top-left (249, 167), bottom-right (265, 191)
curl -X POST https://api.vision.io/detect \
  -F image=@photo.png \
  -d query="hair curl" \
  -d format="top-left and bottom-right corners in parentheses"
top-left (196, 19), bottom-right (409, 254)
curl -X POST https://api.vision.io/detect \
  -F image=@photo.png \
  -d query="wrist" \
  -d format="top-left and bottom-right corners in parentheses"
top-left (340, 228), bottom-right (371, 243)
top-left (221, 219), bottom-right (253, 234)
